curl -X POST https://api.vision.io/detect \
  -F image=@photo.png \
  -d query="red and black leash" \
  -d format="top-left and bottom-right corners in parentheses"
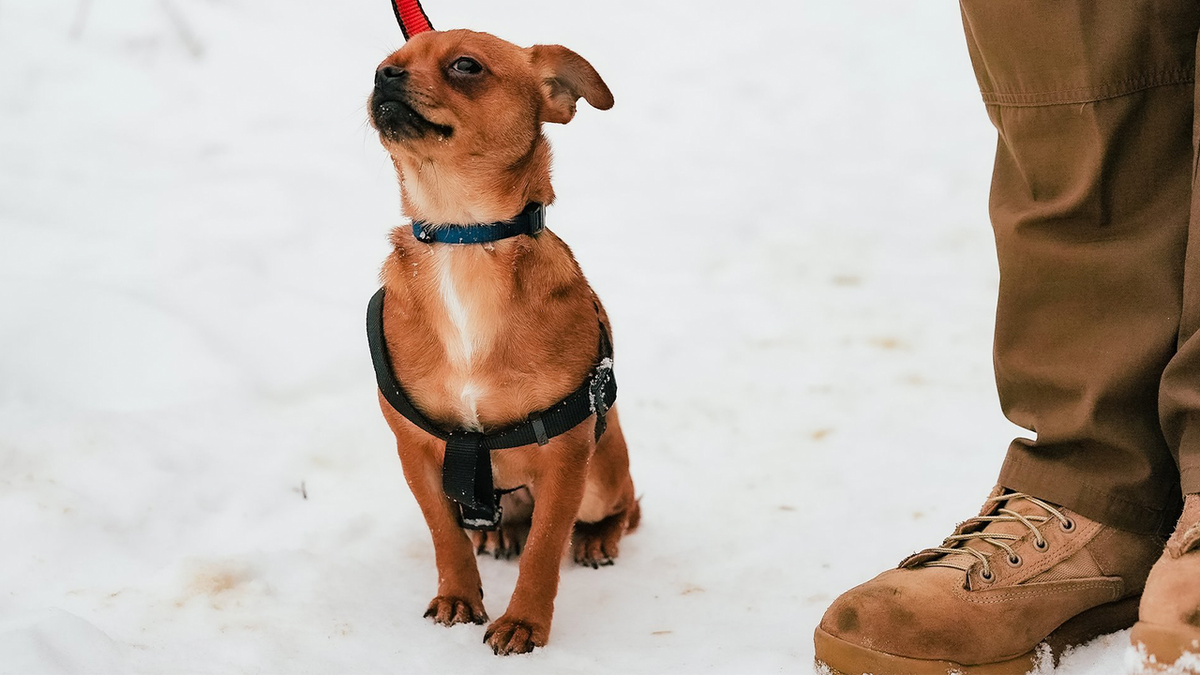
top-left (391, 0), bottom-right (435, 39)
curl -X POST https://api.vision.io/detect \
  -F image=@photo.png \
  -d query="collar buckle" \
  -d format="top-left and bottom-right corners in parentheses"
top-left (527, 203), bottom-right (546, 236)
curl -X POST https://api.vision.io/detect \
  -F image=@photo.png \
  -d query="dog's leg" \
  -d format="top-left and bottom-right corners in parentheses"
top-left (484, 426), bottom-right (591, 655)
top-left (572, 406), bottom-right (639, 568)
top-left (390, 424), bottom-right (488, 627)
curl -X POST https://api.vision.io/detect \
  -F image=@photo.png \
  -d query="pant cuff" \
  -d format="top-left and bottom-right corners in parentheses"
top-left (998, 450), bottom-right (1175, 535)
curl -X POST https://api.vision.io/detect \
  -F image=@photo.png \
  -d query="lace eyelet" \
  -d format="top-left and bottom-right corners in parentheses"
top-left (1060, 519), bottom-right (1076, 533)
top-left (980, 570), bottom-right (995, 582)
top-left (1034, 538), bottom-right (1049, 551)
top-left (1007, 554), bottom-right (1022, 567)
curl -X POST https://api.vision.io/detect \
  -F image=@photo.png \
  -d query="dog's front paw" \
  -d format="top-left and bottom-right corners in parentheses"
top-left (424, 595), bottom-right (487, 626)
top-left (483, 615), bottom-right (547, 655)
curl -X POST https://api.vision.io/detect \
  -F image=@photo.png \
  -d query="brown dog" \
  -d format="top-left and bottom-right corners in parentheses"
top-left (366, 29), bottom-right (639, 655)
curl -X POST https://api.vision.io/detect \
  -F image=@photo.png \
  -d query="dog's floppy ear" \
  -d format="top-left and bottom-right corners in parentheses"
top-left (528, 45), bottom-right (613, 124)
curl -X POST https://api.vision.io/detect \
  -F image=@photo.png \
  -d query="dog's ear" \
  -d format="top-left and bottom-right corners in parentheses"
top-left (528, 45), bottom-right (613, 124)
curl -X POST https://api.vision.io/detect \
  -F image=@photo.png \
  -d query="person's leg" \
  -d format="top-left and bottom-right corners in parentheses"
top-left (977, 0), bottom-right (1195, 534)
top-left (1162, 28), bottom-right (1200, 502)
top-left (1131, 19), bottom-right (1200, 672)
top-left (815, 1), bottom-right (1198, 672)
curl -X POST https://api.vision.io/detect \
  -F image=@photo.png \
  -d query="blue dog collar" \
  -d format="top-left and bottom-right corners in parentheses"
top-left (412, 202), bottom-right (546, 244)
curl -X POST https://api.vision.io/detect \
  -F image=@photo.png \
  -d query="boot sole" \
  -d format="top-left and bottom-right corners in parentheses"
top-left (1130, 621), bottom-right (1200, 673)
top-left (814, 595), bottom-right (1141, 675)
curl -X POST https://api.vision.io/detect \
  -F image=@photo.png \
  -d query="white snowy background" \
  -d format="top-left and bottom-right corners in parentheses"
top-left (0, 0), bottom-right (1136, 673)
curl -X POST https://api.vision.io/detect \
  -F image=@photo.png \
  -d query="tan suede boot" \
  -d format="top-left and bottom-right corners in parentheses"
top-left (814, 488), bottom-right (1164, 675)
top-left (1131, 495), bottom-right (1200, 674)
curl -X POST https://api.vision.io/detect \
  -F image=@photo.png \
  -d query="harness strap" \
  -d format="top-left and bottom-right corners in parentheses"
top-left (367, 288), bottom-right (448, 441)
top-left (366, 287), bottom-right (617, 530)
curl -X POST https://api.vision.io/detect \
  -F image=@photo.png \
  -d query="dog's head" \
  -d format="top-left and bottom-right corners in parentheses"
top-left (368, 29), bottom-right (612, 169)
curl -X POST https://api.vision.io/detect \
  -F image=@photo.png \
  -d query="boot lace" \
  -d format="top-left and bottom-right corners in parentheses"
top-left (920, 492), bottom-right (1073, 580)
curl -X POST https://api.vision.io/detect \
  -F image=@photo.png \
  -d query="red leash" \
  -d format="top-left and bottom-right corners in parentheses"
top-left (391, 0), bottom-right (434, 39)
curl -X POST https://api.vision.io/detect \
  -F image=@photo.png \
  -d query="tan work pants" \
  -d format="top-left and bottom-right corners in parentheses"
top-left (960, 0), bottom-right (1200, 533)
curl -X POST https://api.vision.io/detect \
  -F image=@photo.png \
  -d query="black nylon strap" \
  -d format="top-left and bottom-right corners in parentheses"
top-left (367, 287), bottom-right (617, 530)
top-left (442, 432), bottom-right (492, 508)
top-left (367, 288), bottom-right (449, 441)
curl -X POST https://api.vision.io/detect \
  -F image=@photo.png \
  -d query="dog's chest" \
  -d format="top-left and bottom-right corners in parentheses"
top-left (426, 246), bottom-right (504, 430)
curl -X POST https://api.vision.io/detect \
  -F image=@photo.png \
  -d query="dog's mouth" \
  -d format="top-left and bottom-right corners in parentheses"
top-left (370, 96), bottom-right (454, 141)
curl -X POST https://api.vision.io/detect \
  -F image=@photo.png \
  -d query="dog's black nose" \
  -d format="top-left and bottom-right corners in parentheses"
top-left (375, 65), bottom-right (407, 90)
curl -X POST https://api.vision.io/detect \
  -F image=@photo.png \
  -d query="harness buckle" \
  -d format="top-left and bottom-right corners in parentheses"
top-left (589, 357), bottom-right (614, 440)
top-left (457, 496), bottom-right (503, 531)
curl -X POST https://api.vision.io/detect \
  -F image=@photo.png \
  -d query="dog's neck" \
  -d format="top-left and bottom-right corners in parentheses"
top-left (392, 134), bottom-right (555, 226)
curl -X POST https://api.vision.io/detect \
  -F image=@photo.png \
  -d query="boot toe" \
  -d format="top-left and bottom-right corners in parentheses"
top-left (818, 569), bottom-right (972, 661)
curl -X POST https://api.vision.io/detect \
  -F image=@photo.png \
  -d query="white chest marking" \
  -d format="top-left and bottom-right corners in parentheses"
top-left (434, 247), bottom-right (482, 429)
top-left (436, 247), bottom-right (475, 362)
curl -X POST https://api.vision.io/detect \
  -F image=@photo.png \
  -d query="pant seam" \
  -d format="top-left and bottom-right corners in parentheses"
top-left (981, 68), bottom-right (1194, 108)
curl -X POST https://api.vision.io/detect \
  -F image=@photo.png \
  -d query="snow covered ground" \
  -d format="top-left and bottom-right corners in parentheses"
top-left (0, 1), bottom-right (1138, 673)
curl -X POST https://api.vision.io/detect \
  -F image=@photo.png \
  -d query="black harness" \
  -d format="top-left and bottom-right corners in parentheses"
top-left (366, 204), bottom-right (617, 530)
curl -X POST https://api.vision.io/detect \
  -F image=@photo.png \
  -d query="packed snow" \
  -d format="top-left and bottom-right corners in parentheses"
top-left (0, 0), bottom-right (1147, 673)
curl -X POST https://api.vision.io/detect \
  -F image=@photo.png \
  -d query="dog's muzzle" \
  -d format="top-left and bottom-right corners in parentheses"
top-left (370, 66), bottom-right (451, 140)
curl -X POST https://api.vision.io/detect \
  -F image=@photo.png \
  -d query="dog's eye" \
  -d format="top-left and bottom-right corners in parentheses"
top-left (450, 57), bottom-right (483, 75)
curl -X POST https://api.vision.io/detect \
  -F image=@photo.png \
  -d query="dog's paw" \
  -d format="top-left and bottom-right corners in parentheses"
top-left (483, 615), bottom-right (547, 655)
top-left (572, 514), bottom-right (625, 568)
top-left (472, 523), bottom-right (528, 560)
top-left (424, 595), bottom-right (487, 626)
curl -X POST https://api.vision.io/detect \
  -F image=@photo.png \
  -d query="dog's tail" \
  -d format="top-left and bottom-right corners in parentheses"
top-left (626, 496), bottom-right (642, 533)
